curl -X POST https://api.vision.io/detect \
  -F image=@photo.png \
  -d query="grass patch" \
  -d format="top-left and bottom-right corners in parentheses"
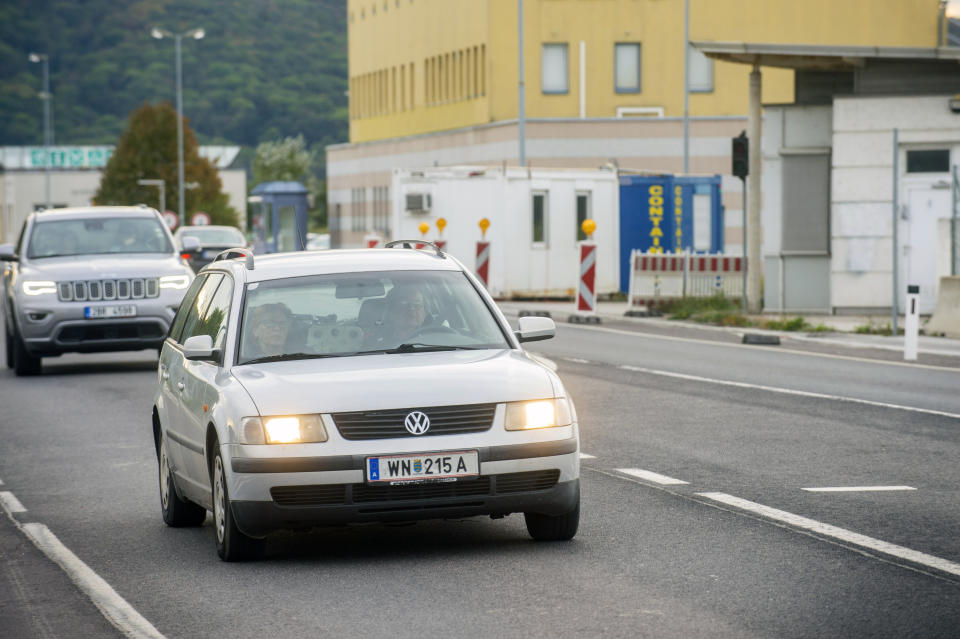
top-left (661, 295), bottom-right (752, 326)
top-left (853, 322), bottom-right (903, 336)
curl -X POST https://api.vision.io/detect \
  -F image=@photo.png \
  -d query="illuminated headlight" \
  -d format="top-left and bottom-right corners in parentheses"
top-left (22, 280), bottom-right (57, 296)
top-left (240, 415), bottom-right (327, 444)
top-left (504, 399), bottom-right (573, 430)
top-left (159, 274), bottom-right (191, 290)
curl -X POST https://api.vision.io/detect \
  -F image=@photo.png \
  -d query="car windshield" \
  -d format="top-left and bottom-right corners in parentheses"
top-left (27, 217), bottom-right (173, 258)
top-left (237, 270), bottom-right (509, 364)
top-left (179, 228), bottom-right (245, 245)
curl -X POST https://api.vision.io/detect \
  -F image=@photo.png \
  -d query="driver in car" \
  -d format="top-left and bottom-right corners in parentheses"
top-left (366, 285), bottom-right (428, 347)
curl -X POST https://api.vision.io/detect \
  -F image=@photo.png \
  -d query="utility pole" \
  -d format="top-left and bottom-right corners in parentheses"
top-left (29, 53), bottom-right (52, 210)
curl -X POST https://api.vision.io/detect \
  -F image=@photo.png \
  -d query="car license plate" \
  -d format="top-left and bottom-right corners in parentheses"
top-left (84, 305), bottom-right (137, 319)
top-left (366, 450), bottom-right (479, 484)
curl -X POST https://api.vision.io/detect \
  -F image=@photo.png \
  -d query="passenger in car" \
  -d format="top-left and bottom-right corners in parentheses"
top-left (245, 302), bottom-right (293, 358)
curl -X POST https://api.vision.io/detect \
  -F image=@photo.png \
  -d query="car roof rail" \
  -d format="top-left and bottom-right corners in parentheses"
top-left (211, 247), bottom-right (255, 270)
top-left (384, 239), bottom-right (445, 258)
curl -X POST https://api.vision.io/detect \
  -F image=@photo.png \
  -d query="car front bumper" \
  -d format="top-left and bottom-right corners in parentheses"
top-left (223, 435), bottom-right (580, 538)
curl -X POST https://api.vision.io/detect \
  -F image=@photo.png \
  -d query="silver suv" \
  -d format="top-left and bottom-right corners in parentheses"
top-left (1, 206), bottom-right (196, 375)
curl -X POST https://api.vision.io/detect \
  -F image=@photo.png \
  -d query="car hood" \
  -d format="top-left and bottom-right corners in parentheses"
top-left (23, 254), bottom-right (185, 279)
top-left (231, 349), bottom-right (556, 415)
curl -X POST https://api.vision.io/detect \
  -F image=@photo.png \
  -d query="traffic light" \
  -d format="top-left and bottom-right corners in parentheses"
top-left (732, 131), bottom-right (749, 179)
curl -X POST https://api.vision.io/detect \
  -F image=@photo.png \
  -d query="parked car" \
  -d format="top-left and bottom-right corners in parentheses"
top-left (174, 225), bottom-right (246, 271)
top-left (0, 206), bottom-right (196, 375)
top-left (152, 242), bottom-right (580, 561)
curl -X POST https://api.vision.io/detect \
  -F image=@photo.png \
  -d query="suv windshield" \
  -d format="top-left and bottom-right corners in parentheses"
top-left (238, 270), bottom-right (509, 364)
top-left (179, 228), bottom-right (245, 245)
top-left (27, 217), bottom-right (173, 258)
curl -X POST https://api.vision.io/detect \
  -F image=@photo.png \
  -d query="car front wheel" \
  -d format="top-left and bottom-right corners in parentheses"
top-left (212, 445), bottom-right (264, 561)
top-left (524, 492), bottom-right (580, 542)
top-left (12, 332), bottom-right (41, 376)
top-left (158, 434), bottom-right (206, 527)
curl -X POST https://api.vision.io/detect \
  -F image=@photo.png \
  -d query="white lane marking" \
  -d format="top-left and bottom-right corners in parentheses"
top-left (0, 491), bottom-right (27, 514)
top-left (565, 357), bottom-right (590, 364)
top-left (618, 364), bottom-right (960, 420)
top-left (802, 486), bottom-right (917, 492)
top-left (616, 468), bottom-right (689, 485)
top-left (698, 492), bottom-right (960, 578)
top-left (556, 319), bottom-right (960, 373)
top-left (579, 453), bottom-right (596, 459)
top-left (20, 523), bottom-right (167, 639)
top-left (0, 495), bottom-right (167, 638)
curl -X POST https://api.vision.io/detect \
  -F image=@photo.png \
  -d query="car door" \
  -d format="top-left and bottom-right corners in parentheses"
top-left (177, 274), bottom-right (233, 487)
top-left (158, 274), bottom-right (207, 467)
top-left (166, 274), bottom-right (223, 481)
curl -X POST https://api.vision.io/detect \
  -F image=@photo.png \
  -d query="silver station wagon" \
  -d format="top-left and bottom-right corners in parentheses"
top-left (152, 243), bottom-right (581, 561)
top-left (1, 206), bottom-right (195, 375)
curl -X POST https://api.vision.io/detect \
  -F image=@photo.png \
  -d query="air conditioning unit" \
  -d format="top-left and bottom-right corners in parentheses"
top-left (405, 193), bottom-right (432, 212)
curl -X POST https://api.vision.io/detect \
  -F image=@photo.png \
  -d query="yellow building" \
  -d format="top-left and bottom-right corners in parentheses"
top-left (330, 0), bottom-right (944, 247)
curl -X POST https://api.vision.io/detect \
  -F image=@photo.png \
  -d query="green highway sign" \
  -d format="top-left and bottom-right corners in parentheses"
top-left (27, 146), bottom-right (114, 168)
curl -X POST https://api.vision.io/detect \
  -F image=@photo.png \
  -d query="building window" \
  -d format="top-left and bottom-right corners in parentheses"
top-left (532, 192), bottom-right (548, 245)
top-left (688, 45), bottom-right (713, 93)
top-left (541, 44), bottom-right (568, 94)
top-left (615, 43), bottom-right (641, 93)
top-left (906, 149), bottom-right (950, 173)
top-left (576, 192), bottom-right (590, 242)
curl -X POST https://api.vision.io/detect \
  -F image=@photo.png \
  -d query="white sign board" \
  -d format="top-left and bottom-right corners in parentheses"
top-left (190, 212), bottom-right (211, 226)
top-left (162, 211), bottom-right (178, 230)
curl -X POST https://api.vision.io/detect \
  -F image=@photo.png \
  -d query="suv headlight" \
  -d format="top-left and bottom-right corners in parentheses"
top-left (159, 274), bottom-right (191, 290)
top-left (22, 280), bottom-right (57, 296)
top-left (504, 398), bottom-right (573, 430)
top-left (240, 415), bottom-right (327, 444)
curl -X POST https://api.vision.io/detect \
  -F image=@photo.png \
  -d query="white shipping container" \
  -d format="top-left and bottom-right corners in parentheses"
top-left (391, 166), bottom-right (619, 299)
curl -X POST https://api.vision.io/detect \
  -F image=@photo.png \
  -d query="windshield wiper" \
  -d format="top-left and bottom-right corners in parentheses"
top-left (385, 343), bottom-right (481, 354)
top-left (242, 352), bottom-right (346, 365)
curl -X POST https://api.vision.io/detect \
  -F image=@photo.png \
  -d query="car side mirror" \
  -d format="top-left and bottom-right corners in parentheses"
top-left (515, 316), bottom-right (556, 343)
top-left (180, 236), bottom-right (200, 253)
top-left (0, 243), bottom-right (18, 262)
top-left (183, 334), bottom-right (219, 362)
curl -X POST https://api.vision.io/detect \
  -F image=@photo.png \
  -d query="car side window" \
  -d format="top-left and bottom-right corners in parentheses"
top-left (186, 275), bottom-right (233, 351)
top-left (179, 274), bottom-right (224, 345)
top-left (168, 275), bottom-right (207, 344)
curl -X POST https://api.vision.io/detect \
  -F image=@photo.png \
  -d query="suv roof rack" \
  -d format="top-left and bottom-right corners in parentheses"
top-left (211, 247), bottom-right (255, 270)
top-left (384, 239), bottom-right (445, 258)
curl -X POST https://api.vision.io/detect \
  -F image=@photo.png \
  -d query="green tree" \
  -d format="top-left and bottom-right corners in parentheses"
top-left (94, 101), bottom-right (239, 226)
top-left (252, 135), bottom-right (314, 184)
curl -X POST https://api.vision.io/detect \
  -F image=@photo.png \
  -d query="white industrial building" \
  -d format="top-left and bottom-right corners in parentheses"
top-left (391, 166), bottom-right (619, 299)
top-left (0, 145), bottom-right (247, 242)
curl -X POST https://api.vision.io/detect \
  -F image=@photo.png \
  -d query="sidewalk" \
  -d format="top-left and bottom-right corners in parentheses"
top-left (495, 299), bottom-right (960, 359)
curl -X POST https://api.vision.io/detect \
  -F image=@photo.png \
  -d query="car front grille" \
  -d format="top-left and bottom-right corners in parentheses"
top-left (57, 278), bottom-right (160, 302)
top-left (269, 470), bottom-right (561, 507)
top-left (332, 403), bottom-right (496, 440)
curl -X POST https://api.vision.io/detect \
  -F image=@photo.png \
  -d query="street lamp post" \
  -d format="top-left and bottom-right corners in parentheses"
top-left (28, 52), bottom-right (52, 210)
top-left (137, 178), bottom-right (166, 214)
top-left (151, 27), bottom-right (205, 229)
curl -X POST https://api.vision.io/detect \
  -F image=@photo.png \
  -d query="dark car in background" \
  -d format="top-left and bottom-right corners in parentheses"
top-left (173, 225), bottom-right (246, 271)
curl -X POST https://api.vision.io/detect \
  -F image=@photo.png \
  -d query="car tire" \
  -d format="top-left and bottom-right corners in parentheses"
top-left (524, 494), bottom-right (580, 542)
top-left (12, 332), bottom-right (41, 376)
top-left (212, 445), bottom-right (264, 561)
top-left (158, 434), bottom-right (206, 527)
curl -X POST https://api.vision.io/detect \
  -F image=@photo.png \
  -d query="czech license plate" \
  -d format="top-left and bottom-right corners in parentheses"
top-left (366, 450), bottom-right (479, 484)
top-left (84, 305), bottom-right (137, 319)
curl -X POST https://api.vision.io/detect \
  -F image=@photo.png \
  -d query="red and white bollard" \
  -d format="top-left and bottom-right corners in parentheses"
top-left (433, 239), bottom-right (447, 251)
top-left (364, 234), bottom-right (381, 248)
top-left (569, 219), bottom-right (600, 324)
top-left (475, 240), bottom-right (490, 288)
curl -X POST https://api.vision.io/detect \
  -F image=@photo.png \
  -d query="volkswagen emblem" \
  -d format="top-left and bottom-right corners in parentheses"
top-left (404, 410), bottom-right (430, 435)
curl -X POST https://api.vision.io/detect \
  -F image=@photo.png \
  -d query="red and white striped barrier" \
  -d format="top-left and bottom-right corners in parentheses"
top-left (475, 241), bottom-right (490, 288)
top-left (433, 239), bottom-right (447, 251)
top-left (364, 234), bottom-right (381, 248)
top-left (627, 250), bottom-right (745, 307)
top-left (576, 242), bottom-right (597, 314)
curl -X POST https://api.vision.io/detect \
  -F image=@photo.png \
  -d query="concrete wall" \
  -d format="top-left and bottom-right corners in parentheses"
top-left (831, 94), bottom-right (960, 312)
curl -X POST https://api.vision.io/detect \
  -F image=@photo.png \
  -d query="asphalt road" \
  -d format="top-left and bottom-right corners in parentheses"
top-left (1, 317), bottom-right (958, 638)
